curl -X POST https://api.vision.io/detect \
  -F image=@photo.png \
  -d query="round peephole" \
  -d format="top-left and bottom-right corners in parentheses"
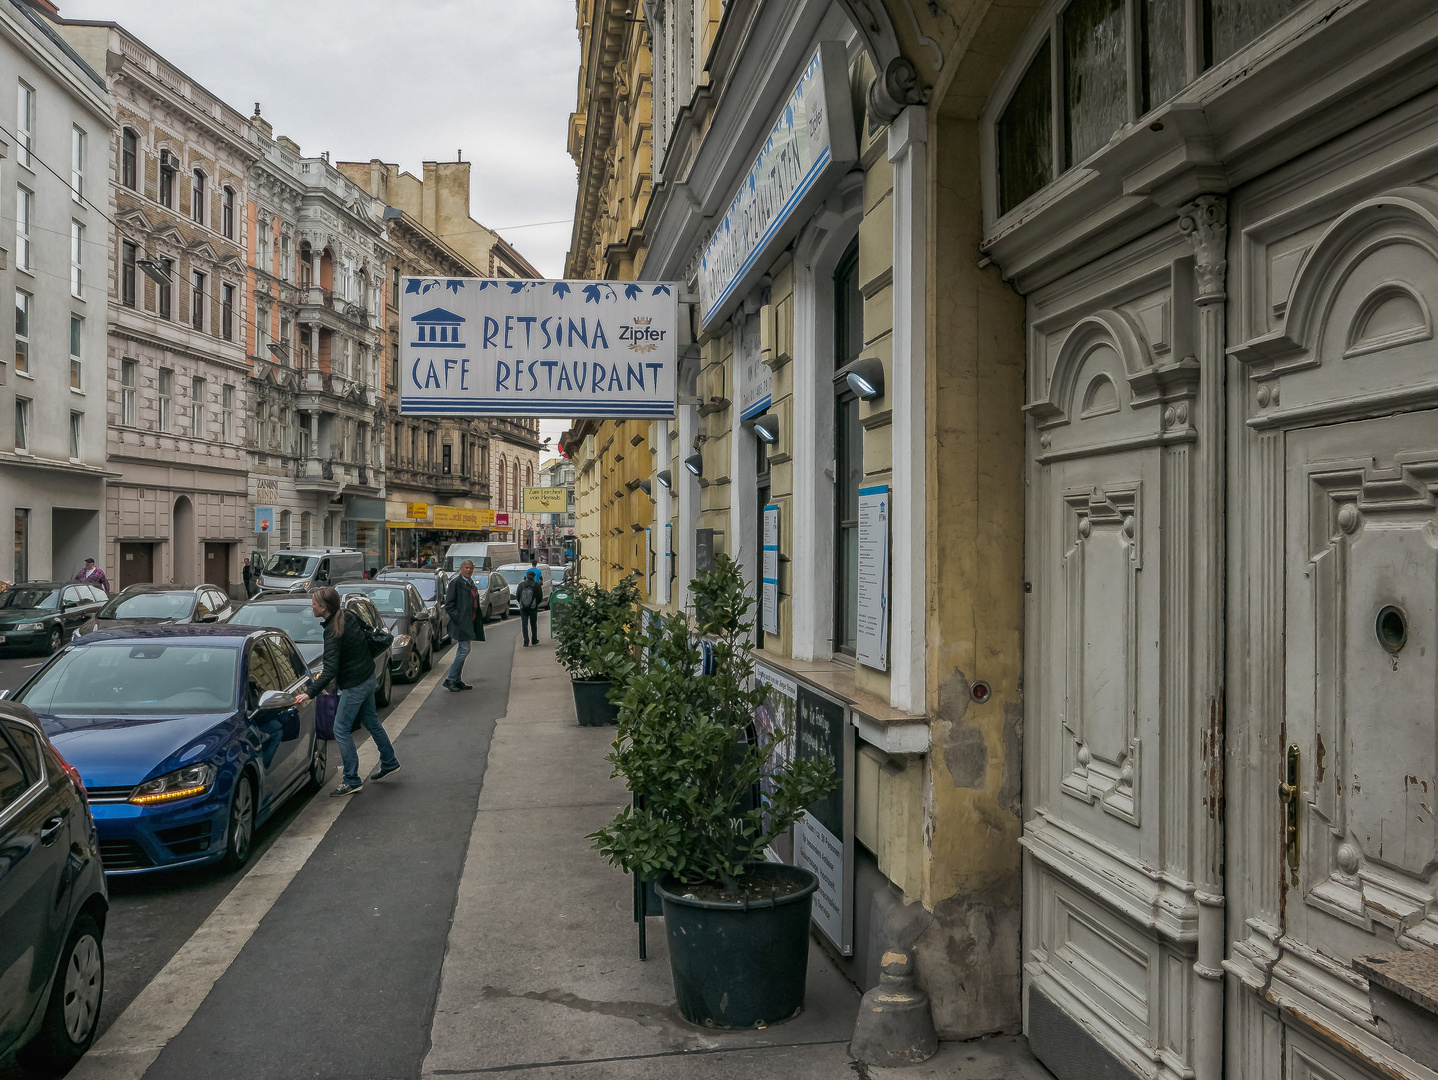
top-left (970, 680), bottom-right (992, 704)
top-left (1376, 605), bottom-right (1408, 655)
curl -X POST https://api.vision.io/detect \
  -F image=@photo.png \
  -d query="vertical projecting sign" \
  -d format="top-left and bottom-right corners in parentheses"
top-left (762, 503), bottom-right (780, 635)
top-left (856, 485), bottom-right (890, 670)
top-left (400, 277), bottom-right (680, 418)
top-left (697, 41), bottom-right (857, 330)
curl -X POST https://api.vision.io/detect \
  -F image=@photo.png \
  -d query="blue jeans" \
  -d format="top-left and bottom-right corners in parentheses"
top-left (446, 638), bottom-right (471, 683)
top-left (333, 674), bottom-right (398, 785)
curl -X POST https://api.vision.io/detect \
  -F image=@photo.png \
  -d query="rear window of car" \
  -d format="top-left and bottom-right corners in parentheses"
top-left (99, 591), bottom-right (194, 620)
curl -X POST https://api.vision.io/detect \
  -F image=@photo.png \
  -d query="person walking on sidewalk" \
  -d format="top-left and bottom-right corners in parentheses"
top-left (516, 569), bottom-right (541, 647)
top-left (241, 558), bottom-right (257, 598)
top-left (443, 559), bottom-right (485, 691)
top-left (74, 557), bottom-right (110, 594)
top-left (294, 586), bottom-right (401, 796)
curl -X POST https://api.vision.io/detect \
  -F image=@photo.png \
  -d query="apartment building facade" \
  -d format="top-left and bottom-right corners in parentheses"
top-left (0, 0), bottom-right (111, 584)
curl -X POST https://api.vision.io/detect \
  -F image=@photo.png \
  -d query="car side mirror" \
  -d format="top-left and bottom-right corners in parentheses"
top-left (256, 689), bottom-right (297, 712)
top-left (199, 612), bottom-right (220, 623)
top-left (0, 688), bottom-right (11, 700)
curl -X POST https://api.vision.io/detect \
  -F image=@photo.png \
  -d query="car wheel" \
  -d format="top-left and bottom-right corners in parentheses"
top-left (306, 737), bottom-right (328, 791)
top-left (501, 607), bottom-right (510, 620)
top-left (46, 626), bottom-right (63, 654)
top-left (16, 913), bottom-right (103, 1073)
top-left (402, 646), bottom-right (422, 683)
top-left (374, 665), bottom-right (392, 708)
top-left (221, 773), bottom-right (255, 871)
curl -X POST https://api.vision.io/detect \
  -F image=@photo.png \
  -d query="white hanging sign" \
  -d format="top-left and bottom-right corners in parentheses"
top-left (856, 485), bottom-right (889, 670)
top-left (399, 277), bottom-right (679, 418)
top-left (762, 503), bottom-right (780, 635)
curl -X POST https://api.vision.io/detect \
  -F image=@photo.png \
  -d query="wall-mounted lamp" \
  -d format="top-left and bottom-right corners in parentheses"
top-left (656, 469), bottom-right (672, 489)
top-left (684, 453), bottom-right (704, 477)
top-left (749, 412), bottom-right (780, 444)
top-left (382, 206), bottom-right (403, 220)
top-left (836, 356), bottom-right (885, 401)
top-left (636, 479), bottom-right (652, 496)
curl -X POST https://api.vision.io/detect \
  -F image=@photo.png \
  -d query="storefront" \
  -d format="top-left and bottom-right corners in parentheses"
top-left (384, 504), bottom-right (495, 567)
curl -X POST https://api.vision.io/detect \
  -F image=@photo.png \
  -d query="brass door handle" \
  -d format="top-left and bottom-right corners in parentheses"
top-left (1282, 744), bottom-right (1300, 871)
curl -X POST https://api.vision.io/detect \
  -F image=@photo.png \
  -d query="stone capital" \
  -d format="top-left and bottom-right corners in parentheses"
top-left (1178, 196), bottom-right (1228, 301)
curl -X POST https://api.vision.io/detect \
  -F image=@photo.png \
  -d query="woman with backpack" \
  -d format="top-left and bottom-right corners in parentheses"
top-left (294, 586), bottom-right (401, 797)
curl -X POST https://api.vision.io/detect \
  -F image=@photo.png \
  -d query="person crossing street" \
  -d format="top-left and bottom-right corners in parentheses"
top-left (516, 569), bottom-right (541, 647)
top-left (443, 559), bottom-right (486, 691)
top-left (294, 586), bottom-right (401, 796)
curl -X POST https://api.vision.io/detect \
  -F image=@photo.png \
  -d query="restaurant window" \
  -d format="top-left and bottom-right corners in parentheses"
top-left (833, 239), bottom-right (862, 657)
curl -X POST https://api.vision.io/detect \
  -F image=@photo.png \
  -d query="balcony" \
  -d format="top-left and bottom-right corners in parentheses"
top-left (296, 285), bottom-right (373, 332)
top-left (293, 457), bottom-right (337, 493)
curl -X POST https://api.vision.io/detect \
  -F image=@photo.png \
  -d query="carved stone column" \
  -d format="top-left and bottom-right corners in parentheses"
top-left (1178, 194), bottom-right (1227, 1080)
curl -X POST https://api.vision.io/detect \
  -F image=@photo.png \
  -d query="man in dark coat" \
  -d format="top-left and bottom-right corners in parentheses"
top-left (515, 569), bottom-right (541, 647)
top-left (443, 559), bottom-right (485, 691)
top-left (241, 558), bottom-right (257, 598)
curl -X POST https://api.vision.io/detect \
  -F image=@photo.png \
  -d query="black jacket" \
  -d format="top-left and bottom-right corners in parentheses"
top-left (305, 611), bottom-right (374, 696)
top-left (445, 574), bottom-right (486, 642)
top-left (516, 578), bottom-right (542, 611)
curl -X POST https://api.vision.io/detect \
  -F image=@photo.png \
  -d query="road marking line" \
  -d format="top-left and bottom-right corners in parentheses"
top-left (68, 664), bottom-right (450, 1080)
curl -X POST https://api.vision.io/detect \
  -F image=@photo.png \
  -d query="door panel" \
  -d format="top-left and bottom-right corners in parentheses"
top-left (1271, 410), bottom-right (1438, 1077)
top-left (120, 543), bottom-right (153, 589)
top-left (204, 543), bottom-right (229, 591)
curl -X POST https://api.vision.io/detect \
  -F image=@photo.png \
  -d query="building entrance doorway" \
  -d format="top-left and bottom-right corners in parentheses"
top-left (204, 543), bottom-right (230, 592)
top-left (119, 543), bottom-right (154, 589)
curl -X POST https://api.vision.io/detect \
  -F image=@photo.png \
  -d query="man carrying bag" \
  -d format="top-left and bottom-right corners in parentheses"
top-left (444, 560), bottom-right (485, 691)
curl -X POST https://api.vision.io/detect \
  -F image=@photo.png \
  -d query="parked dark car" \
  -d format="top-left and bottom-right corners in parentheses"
top-left (375, 567), bottom-right (451, 644)
top-left (9, 626), bottom-right (324, 875)
top-left (335, 581), bottom-right (434, 683)
top-left (0, 703), bottom-right (108, 1071)
top-left (0, 582), bottom-right (105, 655)
top-left (87, 583), bottom-right (235, 638)
top-left (224, 594), bottom-right (393, 707)
top-left (480, 571), bottom-right (510, 622)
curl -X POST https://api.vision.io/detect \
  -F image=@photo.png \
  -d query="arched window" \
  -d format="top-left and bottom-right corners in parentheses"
top-left (191, 169), bottom-right (205, 224)
top-left (513, 461), bottom-right (520, 510)
top-left (121, 128), bottom-right (138, 190)
top-left (525, 464), bottom-right (533, 487)
top-left (498, 455), bottom-right (507, 506)
top-left (221, 187), bottom-right (235, 239)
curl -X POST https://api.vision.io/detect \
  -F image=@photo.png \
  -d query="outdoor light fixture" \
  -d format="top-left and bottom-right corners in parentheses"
top-left (137, 258), bottom-right (172, 286)
top-left (382, 206), bottom-right (403, 219)
top-left (750, 412), bottom-right (780, 444)
top-left (684, 453), bottom-right (704, 477)
top-left (266, 341), bottom-right (290, 363)
top-left (837, 356), bottom-right (885, 400)
top-left (637, 479), bottom-right (652, 496)
top-left (657, 469), bottom-right (672, 489)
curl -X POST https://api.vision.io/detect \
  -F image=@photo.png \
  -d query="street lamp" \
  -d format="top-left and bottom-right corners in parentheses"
top-left (749, 412), bottom-right (780, 444)
top-left (136, 258), bottom-right (172, 285)
top-left (656, 469), bottom-right (672, 489)
top-left (683, 453), bottom-right (703, 477)
top-left (836, 356), bottom-right (885, 401)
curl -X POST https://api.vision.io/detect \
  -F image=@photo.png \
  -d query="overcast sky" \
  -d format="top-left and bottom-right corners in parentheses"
top-left (62, 0), bottom-right (581, 451)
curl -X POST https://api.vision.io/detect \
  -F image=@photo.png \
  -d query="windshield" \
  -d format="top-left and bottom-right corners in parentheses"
top-left (266, 555), bottom-right (317, 578)
top-left (379, 576), bottom-right (436, 601)
top-left (99, 591), bottom-right (194, 620)
top-left (338, 585), bottom-right (407, 614)
top-left (19, 643), bottom-right (239, 714)
top-left (227, 603), bottom-right (325, 644)
top-left (0, 586), bottom-right (61, 611)
top-left (497, 568), bottom-right (534, 586)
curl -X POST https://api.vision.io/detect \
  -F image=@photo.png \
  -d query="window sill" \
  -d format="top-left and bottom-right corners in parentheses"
top-left (14, 369), bottom-right (33, 380)
top-left (750, 649), bottom-right (929, 754)
top-left (69, 387), bottom-right (84, 395)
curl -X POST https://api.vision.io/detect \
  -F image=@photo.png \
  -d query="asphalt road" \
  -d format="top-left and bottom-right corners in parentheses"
top-left (0, 624), bottom-right (515, 1080)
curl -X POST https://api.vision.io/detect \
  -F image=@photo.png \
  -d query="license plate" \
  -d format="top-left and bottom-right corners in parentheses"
top-left (0, 635), bottom-right (6, 643)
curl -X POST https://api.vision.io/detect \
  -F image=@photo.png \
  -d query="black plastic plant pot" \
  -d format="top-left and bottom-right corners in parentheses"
top-left (571, 678), bottom-right (619, 726)
top-left (657, 863), bottom-right (818, 1028)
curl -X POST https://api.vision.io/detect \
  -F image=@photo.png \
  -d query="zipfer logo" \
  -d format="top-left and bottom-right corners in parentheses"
top-left (620, 315), bottom-right (665, 354)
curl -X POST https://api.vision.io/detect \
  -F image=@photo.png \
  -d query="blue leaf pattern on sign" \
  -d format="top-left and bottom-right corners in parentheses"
top-left (552, 283), bottom-right (570, 298)
top-left (651, 285), bottom-right (671, 296)
top-left (404, 279), bottom-right (422, 294)
top-left (445, 280), bottom-right (463, 293)
top-left (421, 281), bottom-right (437, 293)
top-left (582, 284), bottom-right (603, 305)
top-left (623, 284), bottom-right (642, 300)
top-left (478, 280), bottom-right (497, 290)
top-left (507, 281), bottom-right (528, 293)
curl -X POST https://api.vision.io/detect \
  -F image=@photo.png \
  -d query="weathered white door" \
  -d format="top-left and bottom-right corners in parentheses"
top-left (1271, 412), bottom-right (1438, 1079)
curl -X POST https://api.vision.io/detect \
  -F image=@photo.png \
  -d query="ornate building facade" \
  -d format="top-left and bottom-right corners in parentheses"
top-left (56, 16), bottom-right (255, 592)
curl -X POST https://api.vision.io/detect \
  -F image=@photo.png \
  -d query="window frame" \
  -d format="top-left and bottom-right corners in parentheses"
top-left (159, 153), bottom-right (174, 208)
top-left (70, 221), bottom-right (84, 298)
top-left (121, 128), bottom-right (138, 190)
top-left (15, 81), bottom-right (33, 170)
top-left (221, 384), bottom-right (234, 442)
top-left (71, 125), bottom-right (85, 203)
top-left (68, 410), bottom-right (81, 460)
top-left (190, 168), bottom-right (205, 225)
top-left (121, 358), bottom-right (137, 426)
top-left (191, 375), bottom-right (205, 437)
top-left (158, 258), bottom-right (173, 320)
top-left (190, 270), bottom-right (205, 331)
top-left (69, 314), bottom-right (82, 390)
top-left (121, 240), bottom-right (137, 307)
top-left (158, 368), bottom-right (173, 432)
top-left (831, 239), bottom-right (862, 658)
top-left (13, 289), bottom-right (29, 375)
top-left (221, 186), bottom-right (235, 239)
top-left (15, 187), bottom-right (31, 273)
top-left (221, 282), bottom-right (235, 341)
top-left (13, 396), bottom-right (28, 452)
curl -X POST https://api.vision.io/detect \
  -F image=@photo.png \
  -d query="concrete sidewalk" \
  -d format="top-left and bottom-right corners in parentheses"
top-left (422, 613), bottom-right (1054, 1079)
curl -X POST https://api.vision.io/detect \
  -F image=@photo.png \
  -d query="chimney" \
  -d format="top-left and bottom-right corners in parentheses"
top-left (432, 160), bottom-right (473, 238)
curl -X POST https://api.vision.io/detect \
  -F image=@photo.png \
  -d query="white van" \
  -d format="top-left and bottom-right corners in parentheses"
top-left (442, 542), bottom-right (519, 573)
top-left (259, 548), bottom-right (365, 593)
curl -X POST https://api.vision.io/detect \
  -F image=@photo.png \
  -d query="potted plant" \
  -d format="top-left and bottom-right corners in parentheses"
top-left (589, 555), bottom-right (836, 1028)
top-left (552, 575), bottom-right (640, 726)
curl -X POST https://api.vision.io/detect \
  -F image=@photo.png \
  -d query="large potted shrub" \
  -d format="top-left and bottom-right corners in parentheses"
top-left (552, 575), bottom-right (640, 726)
top-left (590, 555), bottom-right (835, 1028)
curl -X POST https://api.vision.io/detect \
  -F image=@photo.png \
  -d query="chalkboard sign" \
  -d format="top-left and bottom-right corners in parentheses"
top-left (795, 684), bottom-right (852, 952)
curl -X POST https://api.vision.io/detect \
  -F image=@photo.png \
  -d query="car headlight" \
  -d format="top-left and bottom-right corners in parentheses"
top-left (16, 621), bottom-right (44, 631)
top-left (129, 763), bottom-right (217, 805)
top-left (394, 635), bottom-right (411, 648)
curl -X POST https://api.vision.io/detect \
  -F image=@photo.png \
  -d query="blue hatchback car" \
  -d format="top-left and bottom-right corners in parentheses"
top-left (8, 625), bottom-right (325, 874)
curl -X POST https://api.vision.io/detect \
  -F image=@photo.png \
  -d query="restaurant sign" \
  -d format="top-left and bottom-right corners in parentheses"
top-left (400, 277), bottom-right (679, 419)
top-left (696, 41), bottom-right (856, 329)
